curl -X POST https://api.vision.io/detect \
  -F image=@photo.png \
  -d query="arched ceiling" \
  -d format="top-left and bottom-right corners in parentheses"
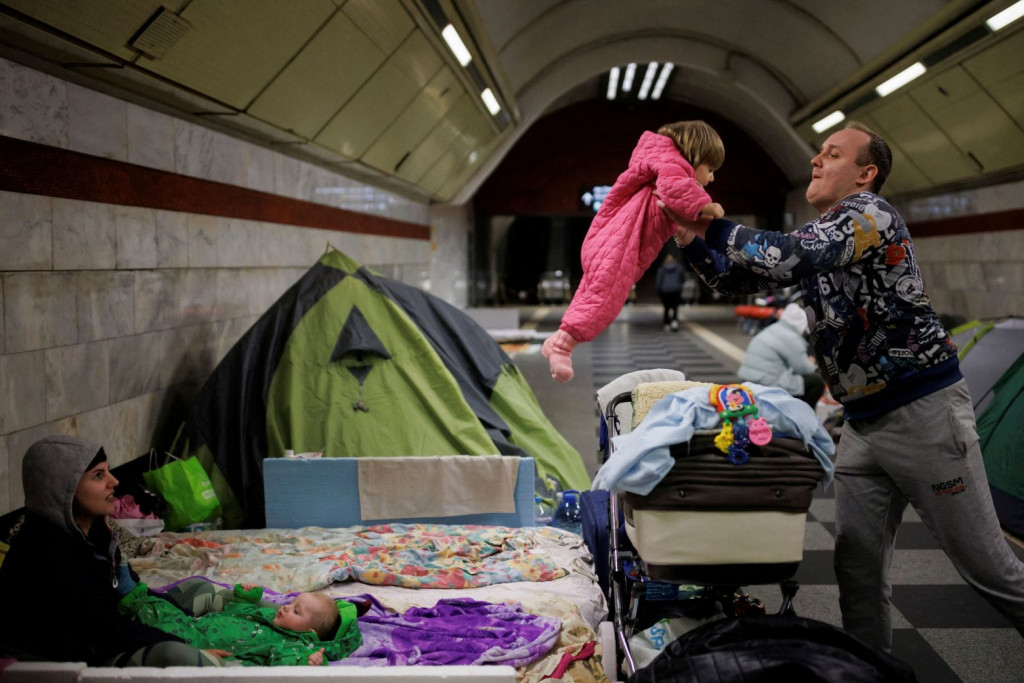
top-left (1, 0), bottom-right (1021, 205)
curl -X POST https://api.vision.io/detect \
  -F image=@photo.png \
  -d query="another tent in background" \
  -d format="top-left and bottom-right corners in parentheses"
top-left (951, 317), bottom-right (1024, 539)
top-left (179, 248), bottom-right (590, 528)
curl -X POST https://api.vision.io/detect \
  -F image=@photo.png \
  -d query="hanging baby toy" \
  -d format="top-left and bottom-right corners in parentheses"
top-left (710, 384), bottom-right (773, 465)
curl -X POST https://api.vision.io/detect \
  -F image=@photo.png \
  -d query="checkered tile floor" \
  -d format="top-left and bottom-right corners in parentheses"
top-left (518, 304), bottom-right (1024, 683)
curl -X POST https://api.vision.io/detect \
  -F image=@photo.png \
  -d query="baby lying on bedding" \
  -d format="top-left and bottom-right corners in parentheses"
top-left (118, 577), bottom-right (365, 666)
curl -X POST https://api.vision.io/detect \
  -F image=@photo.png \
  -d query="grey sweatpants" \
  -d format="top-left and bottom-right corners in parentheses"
top-left (834, 379), bottom-right (1024, 651)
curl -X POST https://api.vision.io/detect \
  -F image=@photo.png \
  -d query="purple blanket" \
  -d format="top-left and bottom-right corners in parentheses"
top-left (332, 594), bottom-right (561, 668)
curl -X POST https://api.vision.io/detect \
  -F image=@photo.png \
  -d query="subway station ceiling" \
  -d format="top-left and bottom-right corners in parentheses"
top-left (1, 0), bottom-right (1022, 205)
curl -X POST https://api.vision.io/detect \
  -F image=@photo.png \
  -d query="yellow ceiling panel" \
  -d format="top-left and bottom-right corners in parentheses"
top-left (0, 0), bottom-right (161, 60)
top-left (418, 148), bottom-right (462, 195)
top-left (980, 71), bottom-right (1024, 130)
top-left (360, 67), bottom-right (465, 173)
top-left (342, 0), bottom-right (414, 53)
top-left (963, 28), bottom-right (1024, 85)
top-left (314, 60), bottom-right (421, 158)
top-left (861, 114), bottom-right (931, 196)
top-left (1, 0), bottom-right (164, 61)
top-left (964, 30), bottom-right (1024, 129)
top-left (454, 107), bottom-right (497, 152)
top-left (910, 67), bottom-right (1024, 175)
top-left (395, 107), bottom-right (464, 183)
top-left (142, 0), bottom-right (337, 110)
top-left (247, 11), bottom-right (386, 139)
top-left (865, 95), bottom-right (977, 185)
top-left (387, 30), bottom-right (445, 90)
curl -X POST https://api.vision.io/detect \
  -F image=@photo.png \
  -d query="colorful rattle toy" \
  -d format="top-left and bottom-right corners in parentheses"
top-left (709, 384), bottom-right (773, 465)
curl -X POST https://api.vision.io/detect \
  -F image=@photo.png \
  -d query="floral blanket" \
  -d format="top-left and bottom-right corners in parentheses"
top-left (130, 523), bottom-right (570, 593)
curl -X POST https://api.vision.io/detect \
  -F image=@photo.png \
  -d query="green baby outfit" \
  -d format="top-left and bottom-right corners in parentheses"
top-left (120, 582), bottom-right (360, 666)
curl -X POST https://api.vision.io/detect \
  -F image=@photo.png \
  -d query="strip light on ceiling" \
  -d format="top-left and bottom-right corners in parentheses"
top-left (651, 63), bottom-right (674, 100)
top-left (481, 88), bottom-right (500, 115)
top-left (622, 63), bottom-right (637, 92)
top-left (606, 61), bottom-right (675, 100)
top-left (637, 62), bottom-right (659, 100)
top-left (441, 24), bottom-right (471, 66)
top-left (875, 61), bottom-right (926, 97)
top-left (606, 66), bottom-right (620, 100)
top-left (986, 0), bottom-right (1024, 31)
top-left (812, 110), bottom-right (846, 134)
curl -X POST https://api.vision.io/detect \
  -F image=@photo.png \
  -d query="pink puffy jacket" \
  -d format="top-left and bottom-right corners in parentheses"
top-left (560, 131), bottom-right (712, 342)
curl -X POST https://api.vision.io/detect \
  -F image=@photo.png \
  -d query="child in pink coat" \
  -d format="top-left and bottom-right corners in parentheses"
top-left (543, 120), bottom-right (725, 382)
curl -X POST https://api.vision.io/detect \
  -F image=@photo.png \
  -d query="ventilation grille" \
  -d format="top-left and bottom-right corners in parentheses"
top-left (129, 7), bottom-right (192, 60)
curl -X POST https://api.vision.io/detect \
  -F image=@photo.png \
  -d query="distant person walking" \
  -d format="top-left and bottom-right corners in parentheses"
top-left (655, 254), bottom-right (686, 332)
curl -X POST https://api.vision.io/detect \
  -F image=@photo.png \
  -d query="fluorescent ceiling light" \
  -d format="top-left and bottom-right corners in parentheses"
top-left (606, 66), bottom-right (620, 100)
top-left (651, 62), bottom-right (674, 100)
top-left (875, 62), bottom-right (926, 97)
top-left (622, 63), bottom-right (636, 92)
top-left (812, 110), bottom-right (846, 133)
top-left (986, 0), bottom-right (1024, 31)
top-left (637, 62), bottom-right (658, 100)
top-left (441, 24), bottom-right (471, 66)
top-left (481, 88), bottom-right (500, 115)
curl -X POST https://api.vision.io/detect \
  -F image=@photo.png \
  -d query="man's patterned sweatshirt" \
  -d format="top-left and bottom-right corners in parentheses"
top-left (558, 131), bottom-right (712, 343)
top-left (683, 191), bottom-right (961, 420)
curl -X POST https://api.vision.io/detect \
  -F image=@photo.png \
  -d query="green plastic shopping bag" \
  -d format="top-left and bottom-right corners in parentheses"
top-left (142, 451), bottom-right (221, 532)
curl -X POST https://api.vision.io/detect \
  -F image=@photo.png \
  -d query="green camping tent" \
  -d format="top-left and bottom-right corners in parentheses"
top-left (951, 317), bottom-right (1024, 538)
top-left (185, 249), bottom-right (589, 527)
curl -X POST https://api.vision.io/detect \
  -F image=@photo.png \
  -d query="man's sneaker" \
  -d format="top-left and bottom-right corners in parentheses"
top-left (670, 320), bottom-right (679, 331)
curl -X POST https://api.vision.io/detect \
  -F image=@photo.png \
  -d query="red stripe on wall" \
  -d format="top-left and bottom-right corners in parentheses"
top-left (910, 208), bottom-right (1022, 237)
top-left (0, 135), bottom-right (429, 240)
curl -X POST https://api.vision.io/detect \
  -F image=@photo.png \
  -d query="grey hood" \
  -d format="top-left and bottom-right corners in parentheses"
top-left (23, 435), bottom-right (104, 539)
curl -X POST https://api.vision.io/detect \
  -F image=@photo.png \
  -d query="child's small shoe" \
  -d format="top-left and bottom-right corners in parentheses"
top-left (542, 330), bottom-right (579, 382)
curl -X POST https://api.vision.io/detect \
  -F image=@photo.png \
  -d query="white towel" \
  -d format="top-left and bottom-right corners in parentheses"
top-left (357, 455), bottom-right (519, 521)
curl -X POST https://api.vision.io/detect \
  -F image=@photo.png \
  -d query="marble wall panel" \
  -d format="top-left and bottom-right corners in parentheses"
top-left (213, 269), bottom-right (253, 320)
top-left (247, 145), bottom-right (278, 195)
top-left (0, 282), bottom-right (4, 354)
top-left (73, 398), bottom-right (148, 467)
top-left (76, 271), bottom-right (135, 343)
top-left (133, 270), bottom-right (217, 334)
top-left (174, 119), bottom-right (216, 180)
top-left (982, 262), bottom-right (1024, 293)
top-left (155, 209), bottom-right (190, 268)
top-left (52, 198), bottom-right (117, 271)
top-left (179, 270), bottom-right (219, 327)
top-left (0, 58), bottom-right (67, 147)
top-left (127, 103), bottom-right (175, 172)
top-left (3, 272), bottom-right (77, 353)
top-left (211, 131), bottom-right (251, 189)
top-left (44, 340), bottom-right (109, 421)
top-left (66, 83), bottom-right (128, 161)
top-left (215, 219), bottom-right (263, 267)
top-left (107, 328), bottom-right (179, 403)
top-left (0, 191), bottom-right (52, 271)
top-left (115, 205), bottom-right (158, 270)
top-left (187, 213), bottom-right (219, 268)
top-left (0, 351), bottom-right (46, 434)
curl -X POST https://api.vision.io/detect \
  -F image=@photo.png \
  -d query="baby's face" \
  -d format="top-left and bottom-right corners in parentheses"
top-left (273, 593), bottom-right (324, 633)
top-left (694, 163), bottom-right (716, 187)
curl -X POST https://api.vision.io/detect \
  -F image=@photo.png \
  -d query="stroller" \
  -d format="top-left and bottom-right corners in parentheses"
top-left (594, 369), bottom-right (831, 677)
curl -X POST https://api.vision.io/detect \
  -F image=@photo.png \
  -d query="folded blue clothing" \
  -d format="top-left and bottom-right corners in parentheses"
top-left (592, 383), bottom-right (835, 496)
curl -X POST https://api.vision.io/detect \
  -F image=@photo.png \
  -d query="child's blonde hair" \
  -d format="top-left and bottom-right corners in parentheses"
top-left (306, 592), bottom-right (341, 639)
top-left (656, 120), bottom-right (725, 171)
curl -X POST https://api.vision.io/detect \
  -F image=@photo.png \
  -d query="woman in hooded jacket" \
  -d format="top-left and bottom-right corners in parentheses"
top-left (0, 435), bottom-right (224, 667)
top-left (737, 302), bottom-right (825, 409)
